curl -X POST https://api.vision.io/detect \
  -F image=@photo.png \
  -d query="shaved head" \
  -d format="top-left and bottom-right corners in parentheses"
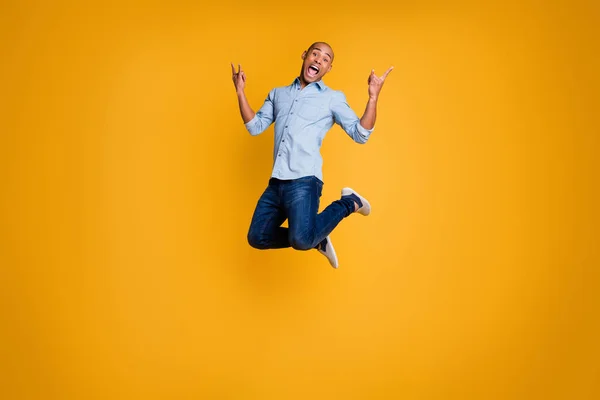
top-left (307, 42), bottom-right (334, 62)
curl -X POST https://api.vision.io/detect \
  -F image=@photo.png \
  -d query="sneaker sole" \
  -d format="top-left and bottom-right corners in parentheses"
top-left (318, 236), bottom-right (339, 269)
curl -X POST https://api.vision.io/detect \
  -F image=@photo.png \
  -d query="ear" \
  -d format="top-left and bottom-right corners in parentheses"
top-left (327, 64), bottom-right (333, 73)
top-left (301, 51), bottom-right (307, 60)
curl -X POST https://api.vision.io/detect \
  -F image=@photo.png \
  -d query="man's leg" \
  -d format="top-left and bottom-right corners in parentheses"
top-left (284, 176), bottom-right (358, 251)
top-left (247, 181), bottom-right (290, 249)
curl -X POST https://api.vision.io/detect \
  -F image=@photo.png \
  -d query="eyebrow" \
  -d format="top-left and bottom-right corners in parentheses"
top-left (312, 47), bottom-right (333, 59)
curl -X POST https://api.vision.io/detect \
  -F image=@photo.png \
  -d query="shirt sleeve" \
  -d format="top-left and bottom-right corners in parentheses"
top-left (330, 91), bottom-right (374, 144)
top-left (245, 89), bottom-right (275, 136)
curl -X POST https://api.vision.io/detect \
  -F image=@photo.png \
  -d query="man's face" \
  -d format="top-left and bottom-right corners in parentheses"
top-left (300, 43), bottom-right (334, 85)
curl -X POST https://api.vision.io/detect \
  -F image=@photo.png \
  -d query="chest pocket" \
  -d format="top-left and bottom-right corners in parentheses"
top-left (298, 100), bottom-right (329, 121)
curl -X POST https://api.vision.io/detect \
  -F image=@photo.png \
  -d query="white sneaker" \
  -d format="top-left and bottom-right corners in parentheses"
top-left (316, 236), bottom-right (338, 269)
top-left (341, 187), bottom-right (371, 216)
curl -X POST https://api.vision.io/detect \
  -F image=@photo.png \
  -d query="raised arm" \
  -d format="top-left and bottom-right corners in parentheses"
top-left (331, 66), bottom-right (393, 144)
top-left (231, 63), bottom-right (275, 136)
top-left (231, 63), bottom-right (274, 135)
top-left (359, 66), bottom-right (394, 130)
top-left (231, 63), bottom-right (255, 123)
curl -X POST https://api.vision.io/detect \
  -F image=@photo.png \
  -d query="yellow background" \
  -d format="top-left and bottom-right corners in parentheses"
top-left (1, 0), bottom-right (598, 399)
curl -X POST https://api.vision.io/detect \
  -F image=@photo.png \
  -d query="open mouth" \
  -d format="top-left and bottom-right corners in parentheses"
top-left (307, 64), bottom-right (320, 78)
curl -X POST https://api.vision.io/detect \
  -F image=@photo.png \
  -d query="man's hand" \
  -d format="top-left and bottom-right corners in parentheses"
top-left (359, 66), bottom-right (393, 130)
top-left (367, 66), bottom-right (394, 100)
top-left (231, 62), bottom-right (255, 123)
top-left (231, 63), bottom-right (246, 93)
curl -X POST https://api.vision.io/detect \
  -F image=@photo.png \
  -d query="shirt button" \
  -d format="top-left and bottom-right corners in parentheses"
top-left (285, 125), bottom-right (288, 128)
top-left (295, 99), bottom-right (298, 102)
top-left (282, 139), bottom-right (285, 142)
top-left (291, 112), bottom-right (294, 114)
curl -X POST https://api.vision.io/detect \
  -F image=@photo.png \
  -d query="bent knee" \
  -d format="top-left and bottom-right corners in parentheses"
top-left (247, 232), bottom-right (269, 249)
top-left (289, 235), bottom-right (314, 251)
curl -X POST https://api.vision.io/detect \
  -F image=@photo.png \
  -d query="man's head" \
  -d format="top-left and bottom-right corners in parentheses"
top-left (299, 42), bottom-right (334, 86)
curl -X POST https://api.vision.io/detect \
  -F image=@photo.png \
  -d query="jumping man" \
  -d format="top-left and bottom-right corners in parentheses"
top-left (232, 42), bottom-right (392, 268)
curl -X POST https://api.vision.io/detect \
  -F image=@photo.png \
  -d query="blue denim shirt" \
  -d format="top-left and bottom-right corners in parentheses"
top-left (245, 77), bottom-right (374, 182)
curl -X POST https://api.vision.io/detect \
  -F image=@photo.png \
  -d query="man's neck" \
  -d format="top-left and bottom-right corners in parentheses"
top-left (299, 76), bottom-right (308, 89)
top-left (298, 77), bottom-right (320, 90)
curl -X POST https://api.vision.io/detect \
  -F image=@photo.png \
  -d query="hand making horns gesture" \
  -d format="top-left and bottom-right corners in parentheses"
top-left (231, 63), bottom-right (246, 93)
top-left (368, 66), bottom-right (394, 99)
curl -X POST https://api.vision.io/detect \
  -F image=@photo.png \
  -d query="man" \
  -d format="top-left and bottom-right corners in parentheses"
top-left (231, 42), bottom-right (392, 268)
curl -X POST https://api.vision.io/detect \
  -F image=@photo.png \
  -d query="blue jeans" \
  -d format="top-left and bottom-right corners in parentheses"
top-left (247, 176), bottom-right (356, 250)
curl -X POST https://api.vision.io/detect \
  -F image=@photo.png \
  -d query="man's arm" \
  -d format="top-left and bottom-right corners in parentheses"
top-left (231, 63), bottom-right (274, 135)
top-left (231, 63), bottom-right (255, 123)
top-left (331, 66), bottom-right (393, 144)
top-left (359, 67), bottom-right (394, 130)
top-left (331, 92), bottom-right (373, 144)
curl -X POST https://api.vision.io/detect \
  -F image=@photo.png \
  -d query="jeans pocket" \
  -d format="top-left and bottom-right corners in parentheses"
top-left (315, 176), bottom-right (323, 197)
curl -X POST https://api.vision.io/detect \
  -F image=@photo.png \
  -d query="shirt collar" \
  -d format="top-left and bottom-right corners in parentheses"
top-left (293, 77), bottom-right (326, 91)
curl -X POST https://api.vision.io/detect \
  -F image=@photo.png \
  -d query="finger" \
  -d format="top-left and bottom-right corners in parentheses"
top-left (238, 64), bottom-right (242, 74)
top-left (241, 71), bottom-right (246, 81)
top-left (373, 69), bottom-right (382, 80)
top-left (381, 66), bottom-right (394, 80)
top-left (231, 62), bottom-right (236, 75)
